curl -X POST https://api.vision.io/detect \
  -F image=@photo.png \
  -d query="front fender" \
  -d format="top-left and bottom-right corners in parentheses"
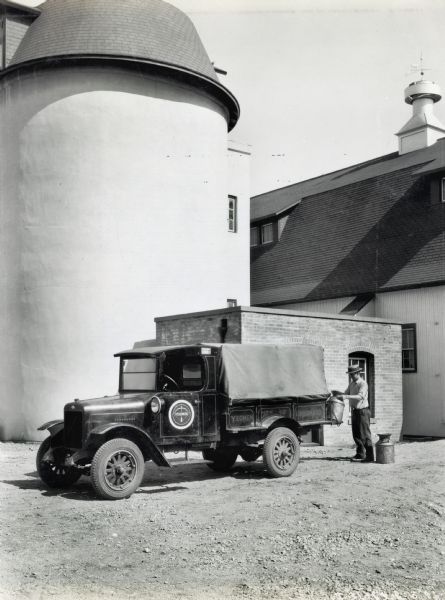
top-left (37, 420), bottom-right (64, 437)
top-left (87, 423), bottom-right (170, 468)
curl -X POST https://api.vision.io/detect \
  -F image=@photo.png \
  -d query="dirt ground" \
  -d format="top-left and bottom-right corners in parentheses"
top-left (0, 440), bottom-right (444, 600)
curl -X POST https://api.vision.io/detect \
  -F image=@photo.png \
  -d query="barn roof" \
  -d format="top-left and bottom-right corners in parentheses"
top-left (251, 139), bottom-right (445, 305)
top-left (251, 142), bottom-right (445, 223)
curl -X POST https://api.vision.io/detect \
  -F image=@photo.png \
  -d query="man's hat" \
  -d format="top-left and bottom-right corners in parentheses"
top-left (346, 364), bottom-right (362, 375)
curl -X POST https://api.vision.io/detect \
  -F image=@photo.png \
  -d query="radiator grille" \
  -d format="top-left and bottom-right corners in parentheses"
top-left (64, 410), bottom-right (83, 448)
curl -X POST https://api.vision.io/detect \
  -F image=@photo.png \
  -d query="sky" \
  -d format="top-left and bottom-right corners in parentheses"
top-left (19, 0), bottom-right (445, 196)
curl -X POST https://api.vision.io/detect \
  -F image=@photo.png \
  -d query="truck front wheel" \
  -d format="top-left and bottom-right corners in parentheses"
top-left (263, 427), bottom-right (300, 477)
top-left (91, 438), bottom-right (145, 500)
top-left (202, 448), bottom-right (238, 472)
top-left (36, 437), bottom-right (82, 489)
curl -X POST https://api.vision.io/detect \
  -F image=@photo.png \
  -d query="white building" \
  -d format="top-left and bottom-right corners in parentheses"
top-left (0, 0), bottom-right (250, 440)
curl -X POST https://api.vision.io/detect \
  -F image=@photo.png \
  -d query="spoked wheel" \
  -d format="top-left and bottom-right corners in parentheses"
top-left (91, 438), bottom-right (145, 500)
top-left (202, 448), bottom-right (238, 472)
top-left (36, 437), bottom-right (82, 489)
top-left (263, 427), bottom-right (300, 477)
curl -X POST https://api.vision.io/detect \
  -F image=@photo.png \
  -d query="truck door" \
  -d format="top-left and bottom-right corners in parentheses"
top-left (159, 353), bottom-right (203, 439)
top-left (159, 352), bottom-right (219, 441)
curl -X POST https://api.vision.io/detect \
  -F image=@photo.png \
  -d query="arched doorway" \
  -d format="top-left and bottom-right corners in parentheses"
top-left (348, 352), bottom-right (375, 417)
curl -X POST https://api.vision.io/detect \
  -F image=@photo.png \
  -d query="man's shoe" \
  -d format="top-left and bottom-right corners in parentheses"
top-left (361, 457), bottom-right (374, 463)
top-left (351, 456), bottom-right (365, 462)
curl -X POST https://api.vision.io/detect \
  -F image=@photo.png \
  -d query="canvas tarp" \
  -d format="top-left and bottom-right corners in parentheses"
top-left (217, 344), bottom-right (329, 403)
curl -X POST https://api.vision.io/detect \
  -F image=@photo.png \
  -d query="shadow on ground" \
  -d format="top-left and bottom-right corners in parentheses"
top-left (1, 453), bottom-right (356, 501)
top-left (0, 460), bottom-right (272, 501)
top-left (300, 456), bottom-right (352, 462)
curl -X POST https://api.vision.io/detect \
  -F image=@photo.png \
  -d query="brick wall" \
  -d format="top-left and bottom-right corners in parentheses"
top-left (155, 306), bottom-right (403, 446)
top-left (156, 308), bottom-right (242, 345)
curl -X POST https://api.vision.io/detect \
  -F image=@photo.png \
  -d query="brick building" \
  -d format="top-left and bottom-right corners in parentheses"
top-left (153, 306), bottom-right (403, 446)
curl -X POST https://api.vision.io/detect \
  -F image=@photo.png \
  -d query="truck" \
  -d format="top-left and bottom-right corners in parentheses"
top-left (36, 343), bottom-right (342, 499)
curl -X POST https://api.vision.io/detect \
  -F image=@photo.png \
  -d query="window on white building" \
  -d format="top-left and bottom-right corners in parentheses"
top-left (228, 195), bottom-right (237, 232)
top-left (402, 324), bottom-right (417, 372)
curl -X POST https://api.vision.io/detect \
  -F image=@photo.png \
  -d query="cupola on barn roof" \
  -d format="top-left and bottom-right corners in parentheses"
top-left (8, 0), bottom-right (239, 129)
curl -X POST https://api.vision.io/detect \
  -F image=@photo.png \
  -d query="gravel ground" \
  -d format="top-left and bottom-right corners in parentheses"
top-left (0, 440), bottom-right (444, 600)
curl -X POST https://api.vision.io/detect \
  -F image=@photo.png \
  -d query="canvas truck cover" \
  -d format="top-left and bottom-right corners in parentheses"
top-left (217, 344), bottom-right (329, 404)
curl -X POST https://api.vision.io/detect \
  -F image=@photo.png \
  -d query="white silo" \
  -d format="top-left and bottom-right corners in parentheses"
top-left (0, 0), bottom-right (247, 440)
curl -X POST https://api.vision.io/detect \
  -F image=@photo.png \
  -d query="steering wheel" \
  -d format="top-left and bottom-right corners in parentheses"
top-left (162, 374), bottom-right (179, 391)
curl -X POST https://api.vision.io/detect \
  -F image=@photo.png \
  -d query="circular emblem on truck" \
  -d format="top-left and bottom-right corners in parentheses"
top-left (168, 399), bottom-right (195, 430)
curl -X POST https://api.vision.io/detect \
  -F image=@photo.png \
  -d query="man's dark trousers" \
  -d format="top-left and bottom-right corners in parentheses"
top-left (351, 407), bottom-right (373, 460)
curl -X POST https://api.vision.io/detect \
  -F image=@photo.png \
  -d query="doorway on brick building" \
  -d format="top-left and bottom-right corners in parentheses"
top-left (348, 352), bottom-right (375, 417)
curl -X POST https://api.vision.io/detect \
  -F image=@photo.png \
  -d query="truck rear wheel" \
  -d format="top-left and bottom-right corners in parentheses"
top-left (202, 448), bottom-right (238, 472)
top-left (36, 436), bottom-right (82, 489)
top-left (263, 427), bottom-right (300, 477)
top-left (91, 438), bottom-right (145, 500)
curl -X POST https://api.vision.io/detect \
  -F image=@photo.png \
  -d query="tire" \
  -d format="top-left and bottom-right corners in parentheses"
top-left (263, 427), bottom-right (300, 478)
top-left (239, 447), bottom-right (262, 462)
top-left (90, 438), bottom-right (145, 500)
top-left (36, 436), bottom-right (82, 489)
top-left (202, 447), bottom-right (238, 472)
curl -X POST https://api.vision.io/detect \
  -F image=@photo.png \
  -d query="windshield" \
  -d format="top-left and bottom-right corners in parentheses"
top-left (121, 357), bottom-right (157, 392)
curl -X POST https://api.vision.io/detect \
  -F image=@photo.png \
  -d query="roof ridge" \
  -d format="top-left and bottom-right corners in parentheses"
top-left (252, 151), bottom-right (400, 200)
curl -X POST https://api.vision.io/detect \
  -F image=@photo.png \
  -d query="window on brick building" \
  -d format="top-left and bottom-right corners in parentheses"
top-left (402, 324), bottom-right (417, 372)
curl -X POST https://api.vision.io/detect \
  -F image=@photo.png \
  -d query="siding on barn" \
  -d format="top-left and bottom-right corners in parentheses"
top-left (375, 286), bottom-right (445, 437)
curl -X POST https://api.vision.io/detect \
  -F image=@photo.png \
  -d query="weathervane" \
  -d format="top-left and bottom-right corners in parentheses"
top-left (407, 54), bottom-right (431, 80)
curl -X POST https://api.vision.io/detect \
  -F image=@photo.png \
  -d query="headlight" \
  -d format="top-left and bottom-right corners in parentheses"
top-left (150, 396), bottom-right (163, 414)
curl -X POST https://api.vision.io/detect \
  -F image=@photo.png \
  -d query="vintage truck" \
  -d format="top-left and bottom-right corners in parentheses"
top-left (36, 343), bottom-right (342, 499)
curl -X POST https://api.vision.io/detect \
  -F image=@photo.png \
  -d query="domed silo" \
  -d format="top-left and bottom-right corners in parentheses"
top-left (0, 0), bottom-right (245, 440)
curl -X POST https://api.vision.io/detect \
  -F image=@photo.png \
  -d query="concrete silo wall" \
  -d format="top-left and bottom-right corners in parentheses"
top-left (0, 65), bottom-right (249, 440)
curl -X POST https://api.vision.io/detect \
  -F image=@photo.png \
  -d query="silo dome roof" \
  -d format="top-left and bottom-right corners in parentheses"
top-left (9, 0), bottom-right (239, 129)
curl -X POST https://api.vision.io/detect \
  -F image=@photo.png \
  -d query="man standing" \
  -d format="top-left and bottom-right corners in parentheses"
top-left (338, 364), bottom-right (374, 463)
